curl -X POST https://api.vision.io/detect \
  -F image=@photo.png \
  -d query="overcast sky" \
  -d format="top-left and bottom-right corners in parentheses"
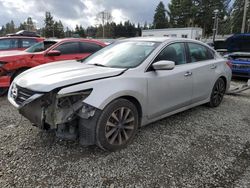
top-left (0, 0), bottom-right (170, 29)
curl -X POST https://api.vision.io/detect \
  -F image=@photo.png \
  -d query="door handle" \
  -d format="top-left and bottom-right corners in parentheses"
top-left (184, 71), bottom-right (192, 77)
top-left (210, 65), bottom-right (217, 69)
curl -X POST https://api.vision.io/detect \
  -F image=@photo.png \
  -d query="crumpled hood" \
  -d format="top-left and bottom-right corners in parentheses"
top-left (14, 60), bottom-right (125, 92)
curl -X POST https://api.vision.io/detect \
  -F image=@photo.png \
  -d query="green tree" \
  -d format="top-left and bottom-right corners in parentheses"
top-left (195, 0), bottom-right (229, 36)
top-left (44, 12), bottom-right (55, 38)
top-left (26, 17), bottom-right (36, 31)
top-left (167, 0), bottom-right (230, 36)
top-left (75, 25), bottom-right (86, 37)
top-left (168, 0), bottom-right (197, 28)
top-left (54, 20), bottom-right (64, 38)
top-left (231, 0), bottom-right (250, 33)
top-left (153, 1), bottom-right (169, 29)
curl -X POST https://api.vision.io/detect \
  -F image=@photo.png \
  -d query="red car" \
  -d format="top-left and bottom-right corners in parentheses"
top-left (0, 36), bottom-right (44, 51)
top-left (0, 38), bottom-right (106, 95)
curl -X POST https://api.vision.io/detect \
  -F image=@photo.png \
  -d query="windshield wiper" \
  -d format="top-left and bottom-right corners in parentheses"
top-left (92, 63), bottom-right (107, 67)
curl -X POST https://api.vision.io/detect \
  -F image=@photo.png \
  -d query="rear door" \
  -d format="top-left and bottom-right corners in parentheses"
top-left (186, 42), bottom-right (218, 103)
top-left (146, 42), bottom-right (193, 119)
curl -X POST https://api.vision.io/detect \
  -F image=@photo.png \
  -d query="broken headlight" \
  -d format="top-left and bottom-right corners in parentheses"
top-left (56, 89), bottom-right (93, 109)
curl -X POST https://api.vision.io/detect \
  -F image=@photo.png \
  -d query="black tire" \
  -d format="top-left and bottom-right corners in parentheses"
top-left (0, 87), bottom-right (8, 96)
top-left (96, 99), bottom-right (139, 151)
top-left (208, 78), bottom-right (226, 107)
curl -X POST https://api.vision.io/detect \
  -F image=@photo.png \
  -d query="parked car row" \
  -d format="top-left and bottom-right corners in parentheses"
top-left (0, 38), bottom-right (106, 95)
top-left (7, 37), bottom-right (232, 151)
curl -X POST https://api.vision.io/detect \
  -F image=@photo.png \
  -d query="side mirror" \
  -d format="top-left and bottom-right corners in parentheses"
top-left (46, 50), bottom-right (61, 57)
top-left (152, 60), bottom-right (175, 70)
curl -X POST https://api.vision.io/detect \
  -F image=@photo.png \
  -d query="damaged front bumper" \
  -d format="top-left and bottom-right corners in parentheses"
top-left (8, 84), bottom-right (101, 145)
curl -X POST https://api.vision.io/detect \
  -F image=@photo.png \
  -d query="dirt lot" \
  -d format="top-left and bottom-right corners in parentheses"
top-left (0, 80), bottom-right (250, 188)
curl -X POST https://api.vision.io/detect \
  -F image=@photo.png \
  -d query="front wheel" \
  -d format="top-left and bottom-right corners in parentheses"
top-left (207, 78), bottom-right (226, 107)
top-left (96, 99), bottom-right (139, 151)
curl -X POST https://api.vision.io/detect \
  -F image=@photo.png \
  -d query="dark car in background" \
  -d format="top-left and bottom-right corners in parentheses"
top-left (0, 38), bottom-right (106, 95)
top-left (0, 36), bottom-right (44, 51)
top-left (226, 34), bottom-right (250, 78)
top-left (0, 30), bottom-right (44, 51)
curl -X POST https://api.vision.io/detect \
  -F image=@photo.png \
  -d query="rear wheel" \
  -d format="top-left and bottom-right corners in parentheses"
top-left (208, 78), bottom-right (226, 107)
top-left (96, 99), bottom-right (139, 151)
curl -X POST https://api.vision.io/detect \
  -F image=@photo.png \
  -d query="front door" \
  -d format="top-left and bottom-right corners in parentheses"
top-left (146, 42), bottom-right (193, 119)
top-left (46, 42), bottom-right (85, 63)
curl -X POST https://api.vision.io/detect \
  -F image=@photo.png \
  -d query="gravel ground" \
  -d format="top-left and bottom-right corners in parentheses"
top-left (0, 80), bottom-right (250, 188)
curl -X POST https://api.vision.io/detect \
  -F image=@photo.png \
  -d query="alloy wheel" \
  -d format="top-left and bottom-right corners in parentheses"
top-left (212, 79), bottom-right (225, 106)
top-left (105, 107), bottom-right (135, 145)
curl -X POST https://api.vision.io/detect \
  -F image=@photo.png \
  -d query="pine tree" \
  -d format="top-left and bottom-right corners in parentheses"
top-left (153, 1), bottom-right (169, 29)
top-left (167, 0), bottom-right (229, 36)
top-left (26, 17), bottom-right (36, 31)
top-left (231, 0), bottom-right (250, 33)
top-left (44, 12), bottom-right (55, 38)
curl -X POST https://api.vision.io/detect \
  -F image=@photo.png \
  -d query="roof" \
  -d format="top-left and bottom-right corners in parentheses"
top-left (44, 38), bottom-right (106, 46)
top-left (142, 27), bottom-right (203, 32)
top-left (0, 36), bottom-right (42, 40)
top-left (123, 37), bottom-right (201, 44)
top-left (124, 37), bottom-right (170, 42)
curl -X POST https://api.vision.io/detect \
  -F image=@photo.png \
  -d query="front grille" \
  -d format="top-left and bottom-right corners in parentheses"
top-left (15, 86), bottom-right (36, 105)
top-left (232, 64), bottom-right (250, 69)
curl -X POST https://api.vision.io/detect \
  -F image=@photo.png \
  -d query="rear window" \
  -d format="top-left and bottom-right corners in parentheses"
top-left (188, 43), bottom-right (214, 62)
top-left (21, 38), bottom-right (37, 48)
top-left (0, 39), bottom-right (18, 50)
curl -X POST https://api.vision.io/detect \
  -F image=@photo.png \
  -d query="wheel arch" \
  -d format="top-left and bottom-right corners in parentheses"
top-left (94, 93), bottom-right (144, 126)
top-left (219, 75), bottom-right (227, 86)
top-left (118, 95), bottom-right (143, 126)
top-left (11, 67), bottom-right (29, 81)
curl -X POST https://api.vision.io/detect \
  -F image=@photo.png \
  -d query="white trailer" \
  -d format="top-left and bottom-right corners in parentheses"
top-left (142, 27), bottom-right (203, 40)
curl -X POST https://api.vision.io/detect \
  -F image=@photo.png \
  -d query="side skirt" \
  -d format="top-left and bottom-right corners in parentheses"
top-left (141, 98), bottom-right (210, 126)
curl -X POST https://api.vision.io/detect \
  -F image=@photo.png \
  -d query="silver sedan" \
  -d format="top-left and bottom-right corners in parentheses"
top-left (8, 37), bottom-right (232, 151)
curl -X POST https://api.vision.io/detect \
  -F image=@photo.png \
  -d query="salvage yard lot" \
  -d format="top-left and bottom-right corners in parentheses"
top-left (0, 80), bottom-right (250, 187)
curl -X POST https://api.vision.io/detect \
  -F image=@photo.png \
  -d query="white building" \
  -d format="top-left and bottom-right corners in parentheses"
top-left (142, 27), bottom-right (203, 40)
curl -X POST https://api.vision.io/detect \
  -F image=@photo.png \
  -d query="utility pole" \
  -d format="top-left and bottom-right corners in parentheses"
top-left (97, 11), bottom-right (105, 39)
top-left (212, 9), bottom-right (219, 43)
top-left (241, 0), bottom-right (249, 33)
top-left (96, 11), bottom-right (112, 39)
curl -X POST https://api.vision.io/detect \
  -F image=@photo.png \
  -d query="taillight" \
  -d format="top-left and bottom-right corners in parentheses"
top-left (226, 61), bottom-right (232, 69)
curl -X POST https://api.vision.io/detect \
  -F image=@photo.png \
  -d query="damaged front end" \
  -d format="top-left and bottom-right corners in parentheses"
top-left (9, 84), bottom-right (101, 145)
top-left (0, 61), bottom-right (11, 88)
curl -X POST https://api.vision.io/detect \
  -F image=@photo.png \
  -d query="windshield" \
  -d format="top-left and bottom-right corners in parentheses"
top-left (25, 41), bottom-right (57, 53)
top-left (84, 41), bottom-right (159, 68)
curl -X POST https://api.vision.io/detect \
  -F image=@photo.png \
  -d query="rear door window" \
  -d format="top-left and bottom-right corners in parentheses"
top-left (79, 42), bottom-right (102, 53)
top-left (21, 38), bottom-right (37, 48)
top-left (54, 42), bottom-right (80, 54)
top-left (187, 43), bottom-right (214, 63)
top-left (0, 38), bottom-right (18, 50)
